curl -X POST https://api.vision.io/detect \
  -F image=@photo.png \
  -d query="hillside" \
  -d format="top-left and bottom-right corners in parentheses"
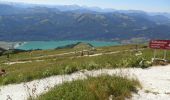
top-left (0, 4), bottom-right (170, 41)
top-left (0, 44), bottom-right (170, 100)
top-left (55, 42), bottom-right (94, 50)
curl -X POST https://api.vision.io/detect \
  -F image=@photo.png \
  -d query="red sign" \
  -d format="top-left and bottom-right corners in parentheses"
top-left (149, 40), bottom-right (170, 50)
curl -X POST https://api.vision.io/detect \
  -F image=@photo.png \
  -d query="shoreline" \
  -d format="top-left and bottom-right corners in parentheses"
top-left (11, 40), bottom-right (121, 50)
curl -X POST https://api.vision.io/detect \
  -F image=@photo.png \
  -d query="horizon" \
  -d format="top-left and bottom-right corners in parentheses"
top-left (0, 0), bottom-right (170, 13)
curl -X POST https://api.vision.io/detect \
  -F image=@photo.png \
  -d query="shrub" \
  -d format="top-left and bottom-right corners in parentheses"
top-left (64, 65), bottom-right (78, 74)
top-left (35, 75), bottom-right (140, 100)
top-left (139, 59), bottom-right (152, 69)
top-left (42, 69), bottom-right (52, 77)
top-left (86, 61), bottom-right (99, 70)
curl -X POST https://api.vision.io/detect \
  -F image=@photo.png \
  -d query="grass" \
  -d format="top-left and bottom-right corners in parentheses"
top-left (34, 75), bottom-right (140, 100)
top-left (0, 48), bottom-right (75, 63)
top-left (0, 45), bottom-right (141, 62)
top-left (0, 51), bottom-right (142, 85)
top-left (0, 44), bottom-right (170, 85)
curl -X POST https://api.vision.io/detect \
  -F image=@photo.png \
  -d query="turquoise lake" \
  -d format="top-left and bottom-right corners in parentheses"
top-left (16, 41), bottom-right (121, 50)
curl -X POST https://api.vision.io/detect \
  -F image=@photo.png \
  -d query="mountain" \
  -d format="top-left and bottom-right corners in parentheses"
top-left (0, 3), bottom-right (170, 41)
top-left (149, 12), bottom-right (170, 19)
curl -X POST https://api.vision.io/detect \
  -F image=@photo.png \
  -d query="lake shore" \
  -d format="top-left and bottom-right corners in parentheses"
top-left (15, 40), bottom-right (121, 50)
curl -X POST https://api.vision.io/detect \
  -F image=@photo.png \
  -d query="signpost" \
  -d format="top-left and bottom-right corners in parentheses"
top-left (149, 40), bottom-right (170, 62)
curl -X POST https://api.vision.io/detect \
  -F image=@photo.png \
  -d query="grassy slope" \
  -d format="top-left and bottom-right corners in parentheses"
top-left (35, 75), bottom-right (140, 100)
top-left (0, 45), bottom-right (169, 85)
top-left (0, 48), bottom-right (75, 63)
top-left (0, 45), bottom-right (137, 62)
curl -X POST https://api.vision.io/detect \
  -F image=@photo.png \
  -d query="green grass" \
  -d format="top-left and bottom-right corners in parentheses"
top-left (0, 48), bottom-right (76, 63)
top-left (0, 45), bottom-right (141, 62)
top-left (0, 45), bottom-right (170, 85)
top-left (0, 51), bottom-right (143, 85)
top-left (34, 75), bottom-right (140, 100)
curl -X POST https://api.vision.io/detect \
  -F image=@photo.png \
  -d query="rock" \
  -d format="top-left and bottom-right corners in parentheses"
top-left (0, 69), bottom-right (6, 76)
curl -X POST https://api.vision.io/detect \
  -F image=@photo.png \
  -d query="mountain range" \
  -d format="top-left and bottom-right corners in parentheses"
top-left (0, 3), bottom-right (170, 41)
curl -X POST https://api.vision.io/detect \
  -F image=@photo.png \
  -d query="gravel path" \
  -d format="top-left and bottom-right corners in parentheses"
top-left (131, 65), bottom-right (170, 100)
top-left (0, 65), bottom-right (170, 100)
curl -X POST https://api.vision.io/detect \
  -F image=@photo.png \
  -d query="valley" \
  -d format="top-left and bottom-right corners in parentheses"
top-left (0, 1), bottom-right (170, 100)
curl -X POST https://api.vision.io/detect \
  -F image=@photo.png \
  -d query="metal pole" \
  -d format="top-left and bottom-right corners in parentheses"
top-left (154, 49), bottom-right (156, 59)
top-left (163, 50), bottom-right (167, 60)
top-left (152, 49), bottom-right (156, 62)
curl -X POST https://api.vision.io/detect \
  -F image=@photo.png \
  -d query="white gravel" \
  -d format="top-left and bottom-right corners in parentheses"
top-left (0, 65), bottom-right (170, 100)
top-left (131, 65), bottom-right (170, 100)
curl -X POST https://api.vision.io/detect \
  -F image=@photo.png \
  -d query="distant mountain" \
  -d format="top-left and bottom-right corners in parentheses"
top-left (149, 12), bottom-right (170, 19)
top-left (0, 3), bottom-right (170, 41)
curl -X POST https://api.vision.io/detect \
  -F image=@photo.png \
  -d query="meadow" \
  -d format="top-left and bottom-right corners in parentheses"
top-left (0, 44), bottom-right (169, 85)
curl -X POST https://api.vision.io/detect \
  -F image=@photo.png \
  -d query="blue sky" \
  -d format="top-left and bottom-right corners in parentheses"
top-left (0, 0), bottom-right (170, 12)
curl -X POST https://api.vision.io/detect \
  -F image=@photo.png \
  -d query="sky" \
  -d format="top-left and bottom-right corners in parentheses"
top-left (0, 0), bottom-right (170, 13)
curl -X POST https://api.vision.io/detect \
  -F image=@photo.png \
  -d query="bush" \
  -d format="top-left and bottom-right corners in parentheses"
top-left (64, 65), bottom-right (78, 74)
top-left (86, 61), bottom-right (99, 70)
top-left (35, 75), bottom-right (140, 100)
top-left (1, 76), bottom-right (17, 85)
top-left (42, 69), bottom-right (52, 77)
top-left (139, 59), bottom-right (151, 69)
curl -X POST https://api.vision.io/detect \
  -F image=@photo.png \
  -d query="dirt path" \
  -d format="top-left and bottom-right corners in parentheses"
top-left (0, 65), bottom-right (170, 100)
top-left (3, 51), bottom-right (76, 65)
top-left (4, 60), bottom-right (44, 65)
top-left (4, 49), bottom-right (143, 65)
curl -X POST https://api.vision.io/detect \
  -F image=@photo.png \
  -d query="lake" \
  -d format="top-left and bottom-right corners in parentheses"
top-left (16, 41), bottom-right (121, 50)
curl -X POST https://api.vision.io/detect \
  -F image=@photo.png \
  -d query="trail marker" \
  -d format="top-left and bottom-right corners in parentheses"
top-left (149, 40), bottom-right (170, 62)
